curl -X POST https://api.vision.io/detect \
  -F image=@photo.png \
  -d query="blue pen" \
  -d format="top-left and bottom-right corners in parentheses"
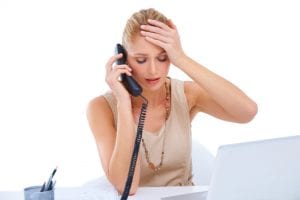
top-left (50, 180), bottom-right (56, 190)
top-left (44, 167), bottom-right (57, 191)
top-left (40, 181), bottom-right (46, 192)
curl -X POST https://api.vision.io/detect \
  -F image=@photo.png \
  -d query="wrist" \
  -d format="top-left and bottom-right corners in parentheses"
top-left (117, 99), bottom-right (132, 111)
top-left (173, 52), bottom-right (189, 68)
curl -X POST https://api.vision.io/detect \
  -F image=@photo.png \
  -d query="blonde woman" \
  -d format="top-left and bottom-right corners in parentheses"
top-left (87, 8), bottom-right (257, 195)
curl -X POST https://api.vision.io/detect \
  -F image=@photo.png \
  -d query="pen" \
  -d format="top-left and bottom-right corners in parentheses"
top-left (40, 181), bottom-right (46, 192)
top-left (50, 180), bottom-right (56, 190)
top-left (44, 167), bottom-right (58, 191)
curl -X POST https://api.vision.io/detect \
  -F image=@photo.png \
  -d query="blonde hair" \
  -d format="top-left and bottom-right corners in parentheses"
top-left (122, 8), bottom-right (168, 48)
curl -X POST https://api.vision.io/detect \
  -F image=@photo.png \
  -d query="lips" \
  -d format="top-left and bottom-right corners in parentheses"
top-left (145, 77), bottom-right (160, 84)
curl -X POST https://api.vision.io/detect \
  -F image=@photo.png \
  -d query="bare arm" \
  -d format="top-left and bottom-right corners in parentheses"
top-left (181, 58), bottom-right (257, 123)
top-left (86, 96), bottom-right (140, 195)
top-left (86, 53), bottom-right (141, 194)
top-left (141, 19), bottom-right (257, 123)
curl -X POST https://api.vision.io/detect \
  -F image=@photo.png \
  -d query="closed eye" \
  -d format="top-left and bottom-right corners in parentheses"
top-left (136, 57), bottom-right (146, 64)
top-left (157, 55), bottom-right (168, 62)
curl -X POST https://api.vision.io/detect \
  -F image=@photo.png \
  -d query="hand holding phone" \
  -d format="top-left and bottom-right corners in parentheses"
top-left (115, 44), bottom-right (142, 96)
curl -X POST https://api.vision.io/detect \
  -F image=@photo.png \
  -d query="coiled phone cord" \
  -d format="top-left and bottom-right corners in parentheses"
top-left (120, 95), bottom-right (148, 200)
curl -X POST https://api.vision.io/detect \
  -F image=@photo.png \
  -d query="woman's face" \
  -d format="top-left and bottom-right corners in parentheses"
top-left (126, 35), bottom-right (170, 92)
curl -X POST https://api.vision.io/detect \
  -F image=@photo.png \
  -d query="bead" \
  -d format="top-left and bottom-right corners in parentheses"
top-left (141, 80), bottom-right (170, 173)
top-left (148, 162), bottom-right (156, 171)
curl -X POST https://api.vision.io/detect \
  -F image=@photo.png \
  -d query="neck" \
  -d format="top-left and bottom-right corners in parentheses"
top-left (132, 87), bottom-right (164, 108)
top-left (131, 79), bottom-right (169, 108)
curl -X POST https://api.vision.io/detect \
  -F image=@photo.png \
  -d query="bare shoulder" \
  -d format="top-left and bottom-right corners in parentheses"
top-left (86, 95), bottom-right (115, 137)
top-left (183, 81), bottom-right (210, 120)
top-left (87, 95), bottom-right (113, 119)
top-left (87, 95), bottom-right (112, 112)
top-left (86, 95), bottom-right (117, 175)
top-left (183, 81), bottom-right (203, 110)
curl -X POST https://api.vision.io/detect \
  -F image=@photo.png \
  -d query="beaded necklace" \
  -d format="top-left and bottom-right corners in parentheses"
top-left (141, 81), bottom-right (170, 174)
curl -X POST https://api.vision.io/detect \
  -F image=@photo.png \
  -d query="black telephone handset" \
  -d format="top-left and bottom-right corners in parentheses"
top-left (115, 44), bottom-right (147, 200)
top-left (115, 43), bottom-right (142, 96)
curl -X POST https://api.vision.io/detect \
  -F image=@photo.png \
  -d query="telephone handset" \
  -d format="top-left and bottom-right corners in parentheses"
top-left (115, 43), bottom-right (142, 96)
top-left (115, 44), bottom-right (147, 200)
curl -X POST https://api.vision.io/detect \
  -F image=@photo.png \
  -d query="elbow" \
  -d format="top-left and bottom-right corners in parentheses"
top-left (129, 186), bottom-right (138, 196)
top-left (115, 184), bottom-right (138, 196)
top-left (108, 174), bottom-right (138, 196)
top-left (238, 101), bottom-right (258, 123)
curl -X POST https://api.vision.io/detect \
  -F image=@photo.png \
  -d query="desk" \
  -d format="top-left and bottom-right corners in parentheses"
top-left (0, 185), bottom-right (209, 200)
top-left (129, 186), bottom-right (208, 200)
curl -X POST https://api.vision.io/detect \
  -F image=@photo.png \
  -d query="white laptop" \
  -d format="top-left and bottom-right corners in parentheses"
top-left (162, 135), bottom-right (300, 200)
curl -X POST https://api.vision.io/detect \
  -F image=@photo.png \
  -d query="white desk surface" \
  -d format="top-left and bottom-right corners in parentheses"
top-left (0, 185), bottom-right (209, 200)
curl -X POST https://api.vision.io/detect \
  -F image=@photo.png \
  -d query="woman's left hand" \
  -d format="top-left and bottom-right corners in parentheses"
top-left (140, 19), bottom-right (185, 67)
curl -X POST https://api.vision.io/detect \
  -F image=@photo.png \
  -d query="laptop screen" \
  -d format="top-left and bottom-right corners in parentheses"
top-left (207, 135), bottom-right (300, 200)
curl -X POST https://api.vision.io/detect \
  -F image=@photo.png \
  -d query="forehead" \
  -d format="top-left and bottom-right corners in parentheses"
top-left (127, 35), bottom-right (165, 56)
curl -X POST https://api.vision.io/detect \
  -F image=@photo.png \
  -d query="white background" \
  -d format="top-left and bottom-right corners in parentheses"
top-left (0, 0), bottom-right (299, 190)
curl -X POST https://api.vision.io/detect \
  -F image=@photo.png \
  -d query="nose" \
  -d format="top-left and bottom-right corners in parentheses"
top-left (147, 59), bottom-right (157, 75)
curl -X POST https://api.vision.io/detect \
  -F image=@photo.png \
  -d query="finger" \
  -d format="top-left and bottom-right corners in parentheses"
top-left (140, 31), bottom-right (171, 43)
top-left (113, 65), bottom-right (132, 72)
top-left (106, 70), bottom-right (132, 88)
top-left (167, 19), bottom-right (177, 30)
top-left (112, 69), bottom-right (132, 80)
top-left (147, 19), bottom-right (172, 31)
top-left (106, 67), bottom-right (132, 81)
top-left (105, 53), bottom-right (123, 73)
top-left (144, 36), bottom-right (167, 49)
top-left (140, 25), bottom-right (169, 37)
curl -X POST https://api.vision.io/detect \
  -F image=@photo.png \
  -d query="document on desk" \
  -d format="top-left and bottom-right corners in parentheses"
top-left (0, 185), bottom-right (208, 200)
top-left (62, 185), bottom-right (209, 200)
top-left (79, 180), bottom-right (119, 200)
top-left (128, 185), bottom-right (209, 200)
top-left (82, 176), bottom-right (209, 200)
top-left (161, 191), bottom-right (208, 200)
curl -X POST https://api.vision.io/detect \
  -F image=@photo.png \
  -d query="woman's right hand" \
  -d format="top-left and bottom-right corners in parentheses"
top-left (105, 53), bottom-right (133, 102)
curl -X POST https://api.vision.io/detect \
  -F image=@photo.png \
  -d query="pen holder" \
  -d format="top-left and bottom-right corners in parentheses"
top-left (24, 185), bottom-right (54, 200)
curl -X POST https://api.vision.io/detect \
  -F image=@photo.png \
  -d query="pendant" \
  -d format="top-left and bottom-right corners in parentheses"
top-left (148, 162), bottom-right (160, 173)
top-left (148, 162), bottom-right (156, 171)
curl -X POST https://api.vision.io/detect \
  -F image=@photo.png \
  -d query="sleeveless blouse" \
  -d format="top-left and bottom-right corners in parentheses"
top-left (103, 78), bottom-right (193, 186)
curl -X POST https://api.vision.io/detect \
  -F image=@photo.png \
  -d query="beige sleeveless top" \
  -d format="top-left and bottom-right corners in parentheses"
top-left (103, 78), bottom-right (193, 186)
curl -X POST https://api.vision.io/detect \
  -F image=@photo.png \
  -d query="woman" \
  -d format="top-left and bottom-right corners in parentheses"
top-left (86, 8), bottom-right (257, 195)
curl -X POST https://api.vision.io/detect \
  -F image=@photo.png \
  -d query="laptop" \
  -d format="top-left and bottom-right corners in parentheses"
top-left (162, 135), bottom-right (300, 200)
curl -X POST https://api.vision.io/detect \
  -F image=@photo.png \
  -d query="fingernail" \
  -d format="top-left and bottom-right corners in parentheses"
top-left (140, 25), bottom-right (145, 29)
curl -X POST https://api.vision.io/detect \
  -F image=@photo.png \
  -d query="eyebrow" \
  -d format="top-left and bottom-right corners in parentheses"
top-left (132, 50), bottom-right (166, 57)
